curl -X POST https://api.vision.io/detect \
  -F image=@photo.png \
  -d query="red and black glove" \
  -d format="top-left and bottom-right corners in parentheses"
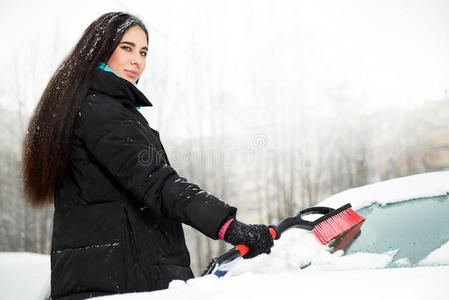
top-left (223, 219), bottom-right (274, 258)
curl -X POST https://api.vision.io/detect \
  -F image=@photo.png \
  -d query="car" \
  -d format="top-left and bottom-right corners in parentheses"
top-left (96, 171), bottom-right (449, 300)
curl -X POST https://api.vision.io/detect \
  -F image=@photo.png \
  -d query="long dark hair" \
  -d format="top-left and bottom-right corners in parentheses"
top-left (23, 12), bottom-right (149, 206)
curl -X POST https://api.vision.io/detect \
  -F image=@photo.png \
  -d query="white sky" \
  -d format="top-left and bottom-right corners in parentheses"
top-left (1, 0), bottom-right (448, 123)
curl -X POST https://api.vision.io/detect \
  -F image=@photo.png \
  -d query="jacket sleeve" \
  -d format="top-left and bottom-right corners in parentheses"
top-left (76, 95), bottom-right (236, 239)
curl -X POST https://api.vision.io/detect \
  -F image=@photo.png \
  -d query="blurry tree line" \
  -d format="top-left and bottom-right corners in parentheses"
top-left (0, 96), bottom-right (448, 275)
top-left (0, 108), bottom-right (53, 254)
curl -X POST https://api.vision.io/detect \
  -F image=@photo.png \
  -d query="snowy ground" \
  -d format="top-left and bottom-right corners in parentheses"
top-left (95, 171), bottom-right (449, 300)
top-left (0, 252), bottom-right (50, 300)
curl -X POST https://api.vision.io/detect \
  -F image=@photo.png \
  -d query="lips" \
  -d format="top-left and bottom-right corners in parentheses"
top-left (124, 69), bottom-right (139, 78)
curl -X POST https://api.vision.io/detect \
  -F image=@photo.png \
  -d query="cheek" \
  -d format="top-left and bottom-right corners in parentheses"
top-left (107, 51), bottom-right (125, 68)
top-left (106, 53), bottom-right (116, 67)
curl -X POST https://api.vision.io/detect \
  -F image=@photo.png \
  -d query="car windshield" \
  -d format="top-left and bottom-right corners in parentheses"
top-left (335, 194), bottom-right (449, 266)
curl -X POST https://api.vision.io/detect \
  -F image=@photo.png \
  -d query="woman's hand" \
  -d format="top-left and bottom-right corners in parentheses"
top-left (223, 219), bottom-right (274, 258)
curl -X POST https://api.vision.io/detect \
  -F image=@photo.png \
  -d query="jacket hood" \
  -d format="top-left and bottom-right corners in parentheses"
top-left (89, 68), bottom-right (153, 108)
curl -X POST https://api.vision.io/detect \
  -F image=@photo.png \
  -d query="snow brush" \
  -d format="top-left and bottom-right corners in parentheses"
top-left (273, 203), bottom-right (366, 245)
top-left (203, 203), bottom-right (365, 276)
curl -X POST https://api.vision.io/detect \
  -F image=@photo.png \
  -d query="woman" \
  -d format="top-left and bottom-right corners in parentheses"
top-left (22, 12), bottom-right (273, 299)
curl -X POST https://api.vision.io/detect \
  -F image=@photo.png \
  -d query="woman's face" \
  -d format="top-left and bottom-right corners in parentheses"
top-left (107, 25), bottom-right (148, 84)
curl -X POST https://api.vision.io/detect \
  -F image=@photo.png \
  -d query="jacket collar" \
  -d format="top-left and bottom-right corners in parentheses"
top-left (89, 68), bottom-right (153, 107)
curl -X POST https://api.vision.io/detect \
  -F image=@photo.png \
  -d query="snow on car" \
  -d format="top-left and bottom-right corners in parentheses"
top-left (95, 171), bottom-right (449, 300)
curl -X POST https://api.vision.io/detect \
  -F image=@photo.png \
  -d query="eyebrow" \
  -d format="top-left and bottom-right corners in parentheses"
top-left (119, 41), bottom-right (148, 51)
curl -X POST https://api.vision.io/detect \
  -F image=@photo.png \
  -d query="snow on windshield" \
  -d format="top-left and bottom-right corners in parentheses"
top-left (228, 229), bottom-right (397, 276)
top-left (419, 241), bottom-right (449, 266)
top-left (318, 171), bottom-right (449, 210)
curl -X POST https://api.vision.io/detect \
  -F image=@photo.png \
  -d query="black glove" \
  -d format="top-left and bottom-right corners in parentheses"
top-left (223, 219), bottom-right (274, 259)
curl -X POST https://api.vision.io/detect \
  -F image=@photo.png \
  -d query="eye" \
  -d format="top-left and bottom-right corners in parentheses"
top-left (120, 46), bottom-right (132, 51)
top-left (140, 51), bottom-right (148, 57)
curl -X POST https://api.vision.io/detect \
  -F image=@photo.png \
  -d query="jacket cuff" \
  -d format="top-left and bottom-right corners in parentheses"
top-left (218, 218), bottom-right (235, 240)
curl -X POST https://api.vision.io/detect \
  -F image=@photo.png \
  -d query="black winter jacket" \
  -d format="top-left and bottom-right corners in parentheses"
top-left (51, 69), bottom-right (237, 299)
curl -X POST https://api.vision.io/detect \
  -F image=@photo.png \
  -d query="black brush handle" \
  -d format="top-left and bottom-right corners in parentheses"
top-left (269, 205), bottom-right (350, 239)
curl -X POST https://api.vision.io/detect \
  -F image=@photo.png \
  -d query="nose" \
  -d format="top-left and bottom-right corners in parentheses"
top-left (130, 52), bottom-right (144, 69)
top-left (130, 56), bottom-right (140, 68)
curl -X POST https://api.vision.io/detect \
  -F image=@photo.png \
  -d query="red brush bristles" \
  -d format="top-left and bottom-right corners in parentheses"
top-left (312, 207), bottom-right (365, 245)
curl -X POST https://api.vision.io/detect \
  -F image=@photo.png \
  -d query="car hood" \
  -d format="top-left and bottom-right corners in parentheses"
top-left (97, 265), bottom-right (449, 300)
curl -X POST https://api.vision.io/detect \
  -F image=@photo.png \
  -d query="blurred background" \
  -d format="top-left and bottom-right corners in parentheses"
top-left (1, 0), bottom-right (448, 275)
